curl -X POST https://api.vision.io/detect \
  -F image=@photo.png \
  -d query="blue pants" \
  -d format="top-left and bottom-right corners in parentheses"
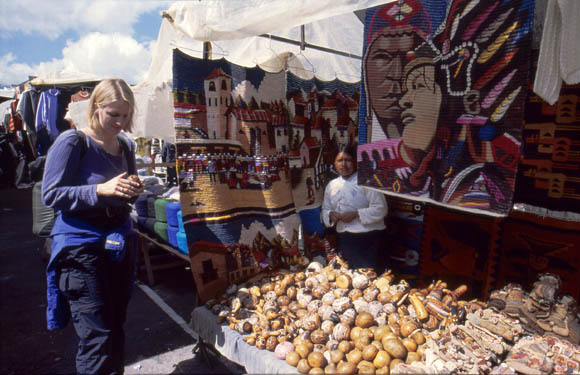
top-left (58, 242), bottom-right (134, 374)
top-left (337, 230), bottom-right (387, 272)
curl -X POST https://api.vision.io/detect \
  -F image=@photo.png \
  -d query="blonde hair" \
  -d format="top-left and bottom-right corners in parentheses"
top-left (87, 78), bottom-right (136, 132)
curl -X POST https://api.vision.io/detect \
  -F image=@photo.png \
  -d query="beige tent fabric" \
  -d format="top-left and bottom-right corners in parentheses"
top-left (132, 0), bottom-right (395, 140)
top-left (165, 0), bottom-right (390, 41)
top-left (29, 70), bottom-right (102, 86)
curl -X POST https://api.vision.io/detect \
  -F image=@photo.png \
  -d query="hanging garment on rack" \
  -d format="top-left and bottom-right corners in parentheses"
top-left (533, 0), bottom-right (580, 105)
top-left (70, 90), bottom-right (90, 102)
top-left (64, 100), bottom-right (90, 129)
top-left (17, 88), bottom-right (42, 147)
top-left (35, 89), bottom-right (61, 155)
top-left (8, 99), bottom-right (23, 132)
top-left (35, 89), bottom-right (62, 140)
top-left (1, 102), bottom-right (10, 130)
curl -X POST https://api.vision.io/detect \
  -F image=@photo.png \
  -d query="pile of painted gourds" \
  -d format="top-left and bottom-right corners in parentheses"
top-left (206, 257), bottom-right (484, 374)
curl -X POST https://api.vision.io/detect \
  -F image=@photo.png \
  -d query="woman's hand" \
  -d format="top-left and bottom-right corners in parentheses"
top-left (330, 211), bottom-right (359, 224)
top-left (97, 172), bottom-right (143, 200)
top-left (340, 211), bottom-right (359, 223)
top-left (329, 211), bottom-right (341, 225)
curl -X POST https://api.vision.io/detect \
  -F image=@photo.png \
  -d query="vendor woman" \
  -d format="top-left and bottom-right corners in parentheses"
top-left (321, 144), bottom-right (388, 271)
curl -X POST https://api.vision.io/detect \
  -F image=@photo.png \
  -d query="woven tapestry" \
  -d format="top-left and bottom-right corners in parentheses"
top-left (491, 211), bottom-right (580, 301)
top-left (384, 197), bottom-right (424, 285)
top-left (172, 50), bottom-right (302, 294)
top-left (513, 52), bottom-right (580, 216)
top-left (285, 71), bottom-right (361, 259)
top-left (358, 0), bottom-right (535, 216)
top-left (418, 205), bottom-right (501, 300)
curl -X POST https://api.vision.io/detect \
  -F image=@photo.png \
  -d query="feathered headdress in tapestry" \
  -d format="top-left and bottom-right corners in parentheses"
top-left (358, 0), bottom-right (535, 216)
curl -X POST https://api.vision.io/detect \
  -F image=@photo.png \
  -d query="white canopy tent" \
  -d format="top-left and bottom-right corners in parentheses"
top-left (28, 70), bottom-right (102, 86)
top-left (131, 0), bottom-right (393, 141)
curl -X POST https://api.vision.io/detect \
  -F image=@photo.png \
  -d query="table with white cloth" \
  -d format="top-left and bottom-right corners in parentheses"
top-left (189, 306), bottom-right (297, 374)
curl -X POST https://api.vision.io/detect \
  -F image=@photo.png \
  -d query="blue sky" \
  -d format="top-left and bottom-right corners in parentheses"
top-left (0, 1), bottom-right (170, 88)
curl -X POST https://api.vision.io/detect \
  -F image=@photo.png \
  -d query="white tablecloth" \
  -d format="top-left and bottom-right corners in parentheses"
top-left (190, 306), bottom-right (297, 374)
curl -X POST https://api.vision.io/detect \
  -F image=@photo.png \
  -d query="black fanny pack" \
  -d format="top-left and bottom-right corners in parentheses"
top-left (67, 205), bottom-right (132, 232)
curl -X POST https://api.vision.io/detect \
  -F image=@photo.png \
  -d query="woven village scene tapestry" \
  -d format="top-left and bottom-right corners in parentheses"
top-left (171, 49), bottom-right (361, 298)
top-left (357, 0), bottom-right (535, 216)
top-left (172, 50), bottom-right (299, 296)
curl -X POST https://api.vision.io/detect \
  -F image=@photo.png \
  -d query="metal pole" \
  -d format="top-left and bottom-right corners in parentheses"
top-left (203, 42), bottom-right (212, 60)
top-left (258, 33), bottom-right (362, 60)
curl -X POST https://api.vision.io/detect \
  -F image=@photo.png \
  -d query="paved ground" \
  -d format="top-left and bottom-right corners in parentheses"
top-left (0, 186), bottom-right (243, 374)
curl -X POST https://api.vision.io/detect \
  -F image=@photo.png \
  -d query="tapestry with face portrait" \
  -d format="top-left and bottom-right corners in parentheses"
top-left (285, 71), bottom-right (361, 259)
top-left (357, 0), bottom-right (535, 216)
top-left (513, 51), bottom-right (580, 217)
top-left (172, 49), bottom-right (303, 295)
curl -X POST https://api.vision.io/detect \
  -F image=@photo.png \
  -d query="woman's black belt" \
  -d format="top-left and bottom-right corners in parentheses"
top-left (66, 205), bottom-right (132, 232)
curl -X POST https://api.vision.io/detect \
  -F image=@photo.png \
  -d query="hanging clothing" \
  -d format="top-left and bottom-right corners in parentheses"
top-left (70, 90), bottom-right (90, 102)
top-left (36, 88), bottom-right (61, 140)
top-left (8, 99), bottom-right (23, 132)
top-left (35, 89), bottom-right (62, 156)
top-left (533, 0), bottom-right (580, 105)
top-left (1, 101), bottom-right (11, 131)
top-left (17, 88), bottom-right (41, 147)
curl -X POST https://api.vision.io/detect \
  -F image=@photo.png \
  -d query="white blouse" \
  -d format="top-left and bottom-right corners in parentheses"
top-left (321, 172), bottom-right (388, 233)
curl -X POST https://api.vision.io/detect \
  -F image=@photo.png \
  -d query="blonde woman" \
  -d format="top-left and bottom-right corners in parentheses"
top-left (42, 78), bottom-right (143, 374)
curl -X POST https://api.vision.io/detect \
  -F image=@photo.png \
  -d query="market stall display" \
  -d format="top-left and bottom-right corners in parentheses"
top-left (196, 257), bottom-right (580, 374)
top-left (190, 306), bottom-right (297, 374)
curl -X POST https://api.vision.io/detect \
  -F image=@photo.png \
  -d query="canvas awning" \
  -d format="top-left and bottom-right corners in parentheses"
top-left (133, 0), bottom-right (394, 141)
top-left (29, 70), bottom-right (102, 86)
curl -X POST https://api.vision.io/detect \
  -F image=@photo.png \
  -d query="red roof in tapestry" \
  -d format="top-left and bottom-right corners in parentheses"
top-left (292, 96), bottom-right (306, 105)
top-left (303, 136), bottom-right (319, 148)
top-left (322, 98), bottom-right (337, 108)
top-left (206, 68), bottom-right (231, 80)
top-left (291, 115), bottom-right (308, 125)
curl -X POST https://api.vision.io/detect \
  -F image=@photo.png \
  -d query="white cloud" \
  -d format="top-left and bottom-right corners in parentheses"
top-left (0, 53), bottom-right (64, 85)
top-left (0, 1), bottom-right (166, 85)
top-left (0, 0), bottom-right (166, 40)
top-left (61, 32), bottom-right (153, 84)
top-left (0, 33), bottom-right (153, 85)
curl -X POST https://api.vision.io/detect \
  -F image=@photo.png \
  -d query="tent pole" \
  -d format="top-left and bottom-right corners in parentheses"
top-left (258, 34), bottom-right (361, 60)
top-left (203, 42), bottom-right (212, 60)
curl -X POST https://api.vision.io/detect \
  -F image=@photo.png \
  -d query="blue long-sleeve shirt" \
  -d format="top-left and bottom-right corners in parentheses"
top-left (35, 89), bottom-right (61, 141)
top-left (42, 129), bottom-right (137, 329)
top-left (42, 129), bottom-right (137, 214)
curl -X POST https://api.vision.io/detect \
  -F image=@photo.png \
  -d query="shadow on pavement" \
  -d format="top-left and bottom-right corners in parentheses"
top-left (0, 187), bottom-right (239, 374)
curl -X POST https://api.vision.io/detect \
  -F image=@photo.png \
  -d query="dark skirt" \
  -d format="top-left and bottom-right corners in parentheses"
top-left (337, 230), bottom-right (387, 272)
